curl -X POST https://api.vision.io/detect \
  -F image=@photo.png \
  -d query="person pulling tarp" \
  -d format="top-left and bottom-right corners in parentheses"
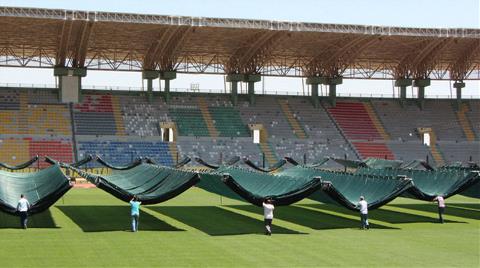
top-left (0, 164), bottom-right (72, 215)
top-left (56, 161), bottom-right (200, 205)
top-left (356, 167), bottom-right (480, 200)
top-left (277, 166), bottom-right (413, 210)
top-left (199, 166), bottom-right (322, 206)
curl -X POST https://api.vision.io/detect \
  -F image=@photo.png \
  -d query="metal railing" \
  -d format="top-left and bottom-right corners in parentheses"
top-left (0, 82), bottom-right (478, 99)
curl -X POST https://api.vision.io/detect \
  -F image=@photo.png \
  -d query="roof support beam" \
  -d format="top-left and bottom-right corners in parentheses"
top-left (55, 18), bottom-right (73, 66)
top-left (72, 20), bottom-right (94, 68)
top-left (449, 39), bottom-right (480, 80)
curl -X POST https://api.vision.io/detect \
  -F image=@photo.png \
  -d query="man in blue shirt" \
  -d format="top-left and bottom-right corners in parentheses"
top-left (129, 196), bottom-right (141, 232)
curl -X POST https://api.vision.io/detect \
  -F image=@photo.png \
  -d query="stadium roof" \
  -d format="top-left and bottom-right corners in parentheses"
top-left (0, 6), bottom-right (479, 80)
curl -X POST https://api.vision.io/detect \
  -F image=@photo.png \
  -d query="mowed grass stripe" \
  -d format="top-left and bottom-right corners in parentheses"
top-left (0, 188), bottom-right (478, 267)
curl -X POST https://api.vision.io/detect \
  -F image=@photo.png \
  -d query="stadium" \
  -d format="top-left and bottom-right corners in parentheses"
top-left (0, 2), bottom-right (479, 267)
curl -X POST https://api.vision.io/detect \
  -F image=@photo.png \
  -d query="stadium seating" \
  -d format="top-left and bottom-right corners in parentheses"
top-left (77, 140), bottom-right (174, 167)
top-left (73, 95), bottom-right (119, 135)
top-left (0, 88), bottom-right (478, 167)
top-left (209, 106), bottom-right (250, 137)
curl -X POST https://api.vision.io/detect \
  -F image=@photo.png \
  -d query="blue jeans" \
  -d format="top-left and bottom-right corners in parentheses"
top-left (360, 213), bottom-right (369, 229)
top-left (19, 211), bottom-right (28, 229)
top-left (132, 214), bottom-right (139, 232)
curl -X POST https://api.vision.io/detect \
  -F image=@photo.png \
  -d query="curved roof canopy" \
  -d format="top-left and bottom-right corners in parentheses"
top-left (0, 6), bottom-right (479, 80)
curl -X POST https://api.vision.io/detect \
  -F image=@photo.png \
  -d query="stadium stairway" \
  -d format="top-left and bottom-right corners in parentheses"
top-left (18, 92), bottom-right (28, 134)
top-left (111, 95), bottom-right (126, 136)
top-left (351, 141), bottom-right (395, 160)
top-left (278, 99), bottom-right (307, 139)
top-left (364, 101), bottom-right (390, 140)
top-left (327, 101), bottom-right (394, 160)
top-left (429, 131), bottom-right (445, 166)
top-left (168, 142), bottom-right (179, 165)
top-left (258, 142), bottom-right (278, 167)
top-left (197, 97), bottom-right (219, 137)
top-left (456, 103), bottom-right (476, 142)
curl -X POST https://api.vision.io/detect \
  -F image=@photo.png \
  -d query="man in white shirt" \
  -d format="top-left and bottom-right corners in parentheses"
top-left (433, 196), bottom-right (446, 223)
top-left (358, 196), bottom-right (369, 230)
top-left (16, 194), bottom-right (31, 229)
top-left (262, 198), bottom-right (275, 236)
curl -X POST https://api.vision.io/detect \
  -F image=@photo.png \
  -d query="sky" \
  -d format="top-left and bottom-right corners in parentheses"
top-left (0, 0), bottom-right (479, 97)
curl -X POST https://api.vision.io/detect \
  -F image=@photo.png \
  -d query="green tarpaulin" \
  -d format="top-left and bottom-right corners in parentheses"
top-left (0, 165), bottom-right (72, 215)
top-left (198, 166), bottom-right (322, 206)
top-left (277, 166), bottom-right (413, 210)
top-left (356, 167), bottom-right (480, 200)
top-left (67, 163), bottom-right (199, 204)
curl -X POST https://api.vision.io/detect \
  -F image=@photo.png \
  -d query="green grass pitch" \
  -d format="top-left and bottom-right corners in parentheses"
top-left (0, 187), bottom-right (478, 267)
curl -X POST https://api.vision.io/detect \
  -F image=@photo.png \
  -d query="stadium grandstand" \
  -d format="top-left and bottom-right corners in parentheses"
top-left (0, 3), bottom-right (479, 268)
top-left (0, 6), bottom-right (478, 169)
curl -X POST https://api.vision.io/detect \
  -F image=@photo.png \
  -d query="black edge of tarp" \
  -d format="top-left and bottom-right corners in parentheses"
top-left (93, 170), bottom-right (200, 205)
top-left (0, 165), bottom-right (73, 215)
top-left (45, 155), bottom-right (95, 168)
top-left (194, 157), bottom-right (219, 169)
top-left (284, 157), bottom-right (299, 166)
top-left (144, 157), bottom-right (156, 164)
top-left (320, 176), bottom-right (414, 211)
top-left (330, 157), bottom-right (367, 169)
top-left (221, 174), bottom-right (323, 207)
top-left (0, 155), bottom-right (39, 170)
top-left (243, 158), bottom-right (287, 173)
top-left (308, 158), bottom-right (330, 168)
top-left (96, 156), bottom-right (142, 170)
top-left (175, 157), bottom-right (191, 168)
top-left (225, 156), bottom-right (240, 166)
top-left (71, 154), bottom-right (95, 167)
top-left (407, 170), bottom-right (480, 201)
top-left (60, 162), bottom-right (200, 205)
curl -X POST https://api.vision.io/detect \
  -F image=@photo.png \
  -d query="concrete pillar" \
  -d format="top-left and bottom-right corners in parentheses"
top-left (306, 76), bottom-right (328, 108)
top-left (328, 77), bottom-right (343, 107)
top-left (394, 78), bottom-right (412, 106)
top-left (453, 81), bottom-right (465, 110)
top-left (54, 67), bottom-right (87, 103)
top-left (243, 74), bottom-right (261, 106)
top-left (160, 71), bottom-right (177, 103)
top-left (142, 70), bottom-right (159, 102)
top-left (413, 78), bottom-right (430, 110)
top-left (226, 74), bottom-right (243, 106)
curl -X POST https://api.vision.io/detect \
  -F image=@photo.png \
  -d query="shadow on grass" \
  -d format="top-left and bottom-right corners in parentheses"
top-left (391, 204), bottom-right (479, 221)
top-left (151, 206), bottom-right (305, 236)
top-left (0, 210), bottom-right (58, 229)
top-left (303, 204), bottom-right (465, 224)
top-left (58, 206), bottom-right (183, 232)
top-left (231, 205), bottom-right (397, 230)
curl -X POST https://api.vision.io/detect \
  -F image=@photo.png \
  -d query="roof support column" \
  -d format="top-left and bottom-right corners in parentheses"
top-left (160, 71), bottom-right (177, 103)
top-left (54, 67), bottom-right (87, 103)
top-left (395, 78), bottom-right (413, 106)
top-left (306, 76), bottom-right (328, 108)
top-left (142, 70), bottom-right (159, 102)
top-left (413, 78), bottom-right (430, 110)
top-left (243, 74), bottom-right (261, 106)
top-left (453, 81), bottom-right (465, 110)
top-left (226, 74), bottom-right (243, 106)
top-left (328, 77), bottom-right (343, 107)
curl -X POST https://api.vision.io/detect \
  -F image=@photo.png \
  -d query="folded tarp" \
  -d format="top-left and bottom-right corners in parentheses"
top-left (363, 158), bottom-right (403, 169)
top-left (277, 166), bottom-right (413, 210)
top-left (0, 156), bottom-right (39, 170)
top-left (330, 158), bottom-right (367, 169)
top-left (356, 167), bottom-right (480, 200)
top-left (194, 157), bottom-right (220, 169)
top-left (198, 166), bottom-right (322, 206)
top-left (0, 164), bottom-right (72, 215)
top-left (96, 156), bottom-right (143, 170)
top-left (243, 158), bottom-right (287, 173)
top-left (63, 163), bottom-right (200, 204)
